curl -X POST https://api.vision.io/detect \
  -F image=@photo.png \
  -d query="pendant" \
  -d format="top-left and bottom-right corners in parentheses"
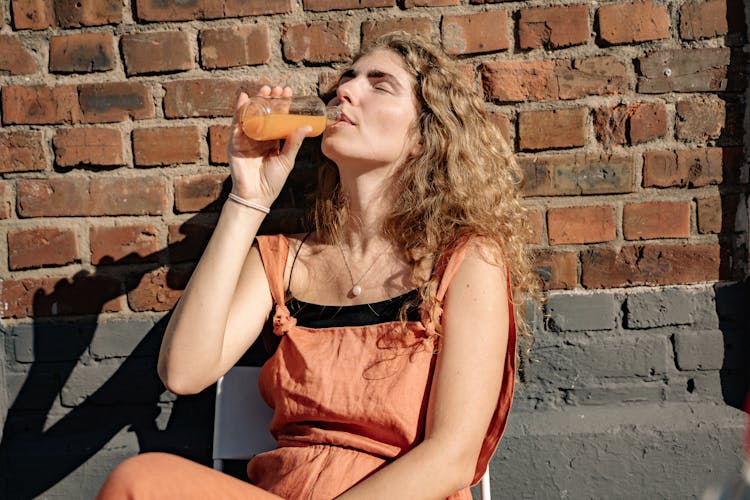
top-left (351, 284), bottom-right (362, 297)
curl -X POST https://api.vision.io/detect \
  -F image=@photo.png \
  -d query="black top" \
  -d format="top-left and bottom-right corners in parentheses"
top-left (286, 290), bottom-right (421, 328)
top-left (283, 232), bottom-right (422, 328)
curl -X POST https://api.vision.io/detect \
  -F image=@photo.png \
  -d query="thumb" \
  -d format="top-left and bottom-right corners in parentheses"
top-left (279, 126), bottom-right (312, 166)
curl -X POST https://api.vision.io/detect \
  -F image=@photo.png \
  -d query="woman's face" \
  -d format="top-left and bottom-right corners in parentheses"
top-left (322, 49), bottom-right (422, 169)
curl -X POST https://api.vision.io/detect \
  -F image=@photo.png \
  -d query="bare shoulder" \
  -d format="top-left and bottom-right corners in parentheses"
top-left (447, 236), bottom-right (509, 301)
top-left (460, 236), bottom-right (507, 273)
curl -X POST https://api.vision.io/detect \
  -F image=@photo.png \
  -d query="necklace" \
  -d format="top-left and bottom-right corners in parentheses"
top-left (336, 241), bottom-right (389, 297)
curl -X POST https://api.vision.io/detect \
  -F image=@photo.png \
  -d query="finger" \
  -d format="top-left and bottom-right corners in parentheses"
top-left (279, 126), bottom-right (312, 168)
top-left (270, 86), bottom-right (284, 98)
top-left (281, 86), bottom-right (293, 98)
top-left (258, 85), bottom-right (272, 97)
top-left (232, 92), bottom-right (251, 125)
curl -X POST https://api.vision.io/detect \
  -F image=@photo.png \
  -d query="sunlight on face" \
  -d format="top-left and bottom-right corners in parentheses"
top-left (322, 49), bottom-right (421, 171)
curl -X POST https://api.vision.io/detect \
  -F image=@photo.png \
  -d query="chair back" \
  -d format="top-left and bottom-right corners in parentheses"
top-left (212, 366), bottom-right (275, 470)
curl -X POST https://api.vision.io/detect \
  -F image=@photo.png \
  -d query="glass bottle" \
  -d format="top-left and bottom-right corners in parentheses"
top-left (239, 96), bottom-right (338, 141)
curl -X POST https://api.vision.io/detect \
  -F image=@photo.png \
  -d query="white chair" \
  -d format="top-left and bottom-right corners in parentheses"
top-left (212, 365), bottom-right (492, 498)
top-left (213, 366), bottom-right (275, 471)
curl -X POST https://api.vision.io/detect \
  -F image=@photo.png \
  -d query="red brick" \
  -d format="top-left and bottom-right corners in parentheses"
top-left (441, 11), bottom-right (509, 55)
top-left (482, 60), bottom-right (556, 102)
top-left (637, 48), bottom-right (731, 93)
top-left (163, 79), bottom-right (269, 118)
top-left (1, 275), bottom-right (122, 318)
top-left (200, 24), bottom-right (270, 69)
top-left (0, 34), bottom-right (38, 74)
top-left (0, 182), bottom-right (11, 219)
top-left (525, 208), bottom-right (544, 244)
top-left (677, 148), bottom-right (723, 187)
top-left (133, 126), bottom-right (202, 166)
top-left (283, 21), bottom-right (351, 64)
top-left (224, 0), bottom-right (292, 16)
top-left (696, 196), bottom-right (721, 234)
top-left (555, 57), bottom-right (629, 100)
top-left (2, 85), bottom-right (81, 125)
top-left (135, 0), bottom-right (291, 21)
top-left (0, 130), bottom-right (48, 173)
top-left (121, 31), bottom-right (194, 75)
top-left (78, 82), bottom-right (155, 123)
top-left (482, 57), bottom-right (628, 103)
top-left (49, 32), bottom-right (114, 73)
top-left (518, 4), bottom-right (590, 50)
top-left (676, 96), bottom-right (725, 141)
top-left (11, 0), bottom-right (54, 29)
top-left (318, 70), bottom-right (343, 99)
top-left (127, 267), bottom-right (189, 312)
top-left (90, 224), bottom-right (159, 264)
top-left (90, 177), bottom-right (168, 215)
top-left (581, 244), bottom-right (720, 288)
top-left (168, 220), bottom-right (217, 262)
top-left (488, 111), bottom-right (512, 145)
top-left (548, 206), bottom-right (616, 245)
top-left (593, 104), bottom-right (628, 147)
top-left (304, 0), bottom-right (392, 11)
top-left (518, 108), bottom-right (587, 151)
top-left (17, 176), bottom-right (167, 217)
top-left (209, 125), bottom-right (230, 164)
top-left (520, 153), bottom-right (635, 196)
top-left (53, 127), bottom-right (125, 168)
top-left (362, 18), bottom-right (434, 48)
top-left (17, 177), bottom-right (87, 217)
top-left (680, 0), bottom-right (728, 40)
top-left (623, 201), bottom-right (691, 240)
top-left (629, 101), bottom-right (667, 144)
top-left (54, 0), bottom-right (122, 27)
top-left (8, 227), bottom-right (79, 269)
top-left (532, 249), bottom-right (578, 290)
top-left (174, 173), bottom-right (229, 213)
top-left (643, 151), bottom-right (684, 187)
top-left (597, 0), bottom-right (670, 45)
top-left (407, 0), bottom-right (456, 6)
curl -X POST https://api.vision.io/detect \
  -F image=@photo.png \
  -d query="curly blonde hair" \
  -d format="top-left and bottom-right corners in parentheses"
top-left (313, 31), bottom-right (537, 333)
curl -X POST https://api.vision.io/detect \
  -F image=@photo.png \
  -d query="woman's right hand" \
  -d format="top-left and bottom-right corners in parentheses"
top-left (227, 85), bottom-right (313, 206)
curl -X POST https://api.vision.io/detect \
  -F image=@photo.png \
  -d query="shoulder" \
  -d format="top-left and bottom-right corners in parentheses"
top-left (444, 235), bottom-right (508, 302)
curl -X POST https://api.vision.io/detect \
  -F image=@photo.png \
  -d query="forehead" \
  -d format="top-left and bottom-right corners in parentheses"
top-left (351, 49), bottom-right (414, 85)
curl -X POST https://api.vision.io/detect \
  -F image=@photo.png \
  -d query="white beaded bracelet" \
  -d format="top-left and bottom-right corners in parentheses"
top-left (227, 193), bottom-right (271, 214)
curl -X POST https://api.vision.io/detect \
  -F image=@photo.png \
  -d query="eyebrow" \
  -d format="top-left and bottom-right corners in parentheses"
top-left (339, 68), bottom-right (405, 90)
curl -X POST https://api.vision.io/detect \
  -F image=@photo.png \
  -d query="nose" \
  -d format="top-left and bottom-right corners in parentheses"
top-left (335, 78), bottom-right (356, 105)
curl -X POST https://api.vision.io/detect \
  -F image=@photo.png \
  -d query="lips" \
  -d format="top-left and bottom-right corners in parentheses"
top-left (337, 109), bottom-right (355, 125)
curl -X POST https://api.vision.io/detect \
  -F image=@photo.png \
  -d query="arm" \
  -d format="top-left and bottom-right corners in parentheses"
top-left (158, 87), bottom-right (312, 395)
top-left (337, 241), bottom-right (510, 499)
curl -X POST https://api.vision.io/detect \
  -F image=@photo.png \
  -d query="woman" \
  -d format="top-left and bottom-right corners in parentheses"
top-left (98, 31), bottom-right (535, 499)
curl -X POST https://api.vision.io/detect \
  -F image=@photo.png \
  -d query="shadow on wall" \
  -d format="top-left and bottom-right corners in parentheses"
top-left (715, 40), bottom-right (749, 412)
top-left (0, 165), bottom-right (313, 499)
top-left (716, 281), bottom-right (750, 411)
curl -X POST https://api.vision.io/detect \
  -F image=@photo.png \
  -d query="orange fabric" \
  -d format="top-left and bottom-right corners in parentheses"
top-left (96, 234), bottom-right (516, 500)
top-left (250, 234), bottom-right (517, 499)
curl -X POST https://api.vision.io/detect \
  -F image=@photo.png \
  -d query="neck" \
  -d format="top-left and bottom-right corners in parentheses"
top-left (335, 163), bottom-right (397, 255)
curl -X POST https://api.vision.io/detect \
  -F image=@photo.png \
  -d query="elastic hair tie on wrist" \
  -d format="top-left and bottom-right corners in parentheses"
top-left (227, 193), bottom-right (271, 214)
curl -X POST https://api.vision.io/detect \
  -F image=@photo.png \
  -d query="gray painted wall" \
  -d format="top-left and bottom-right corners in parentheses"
top-left (1, 283), bottom-right (747, 499)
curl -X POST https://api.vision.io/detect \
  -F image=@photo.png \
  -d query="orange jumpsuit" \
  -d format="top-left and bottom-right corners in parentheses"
top-left (97, 234), bottom-right (516, 499)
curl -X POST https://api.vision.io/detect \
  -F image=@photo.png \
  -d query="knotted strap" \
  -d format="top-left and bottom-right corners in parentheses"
top-left (256, 235), bottom-right (297, 336)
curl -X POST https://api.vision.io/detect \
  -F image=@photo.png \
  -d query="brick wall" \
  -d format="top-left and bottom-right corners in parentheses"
top-left (0, 0), bottom-right (748, 498)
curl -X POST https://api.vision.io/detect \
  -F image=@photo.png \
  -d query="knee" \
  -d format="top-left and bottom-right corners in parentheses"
top-left (97, 452), bottom-right (175, 499)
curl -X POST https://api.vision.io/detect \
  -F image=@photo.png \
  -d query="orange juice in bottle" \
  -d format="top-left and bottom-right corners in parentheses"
top-left (240, 96), bottom-right (337, 141)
